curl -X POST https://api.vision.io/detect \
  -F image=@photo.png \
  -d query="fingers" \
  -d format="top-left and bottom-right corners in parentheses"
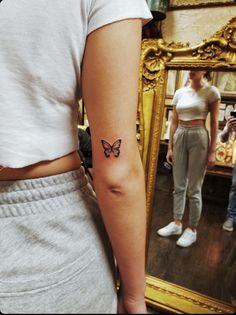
top-left (207, 162), bottom-right (215, 169)
top-left (228, 117), bottom-right (236, 129)
top-left (207, 158), bottom-right (215, 169)
top-left (166, 153), bottom-right (173, 165)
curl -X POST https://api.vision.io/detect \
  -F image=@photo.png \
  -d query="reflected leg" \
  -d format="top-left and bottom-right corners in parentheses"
top-left (187, 128), bottom-right (208, 227)
top-left (173, 127), bottom-right (188, 222)
top-left (226, 163), bottom-right (236, 223)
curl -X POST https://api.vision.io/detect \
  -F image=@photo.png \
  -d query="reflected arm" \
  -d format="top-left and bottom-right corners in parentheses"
top-left (168, 106), bottom-right (178, 151)
top-left (220, 117), bottom-right (236, 143)
top-left (220, 124), bottom-right (230, 143)
top-left (167, 106), bottom-right (178, 164)
top-left (208, 99), bottom-right (220, 167)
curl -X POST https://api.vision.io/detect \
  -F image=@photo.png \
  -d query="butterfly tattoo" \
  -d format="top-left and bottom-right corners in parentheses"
top-left (101, 139), bottom-right (122, 158)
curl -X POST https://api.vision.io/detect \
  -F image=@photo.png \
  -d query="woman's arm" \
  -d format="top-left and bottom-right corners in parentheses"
top-left (166, 106), bottom-right (178, 165)
top-left (220, 116), bottom-right (236, 143)
top-left (208, 99), bottom-right (220, 167)
top-left (220, 123), bottom-right (230, 143)
top-left (82, 19), bottom-right (147, 314)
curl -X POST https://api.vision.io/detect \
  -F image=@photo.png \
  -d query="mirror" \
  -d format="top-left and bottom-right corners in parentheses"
top-left (140, 17), bottom-right (236, 314)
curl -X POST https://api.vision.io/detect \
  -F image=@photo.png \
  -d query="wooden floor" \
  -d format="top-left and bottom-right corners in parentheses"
top-left (146, 170), bottom-right (235, 304)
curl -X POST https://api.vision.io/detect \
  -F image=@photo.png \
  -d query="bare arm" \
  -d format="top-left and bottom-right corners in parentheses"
top-left (220, 116), bottom-right (236, 143)
top-left (208, 99), bottom-right (220, 168)
top-left (220, 124), bottom-right (230, 143)
top-left (166, 106), bottom-right (178, 165)
top-left (82, 19), bottom-right (147, 314)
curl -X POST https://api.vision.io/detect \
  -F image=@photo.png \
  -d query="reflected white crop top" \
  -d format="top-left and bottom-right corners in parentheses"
top-left (172, 85), bottom-right (221, 121)
top-left (0, 0), bottom-right (152, 168)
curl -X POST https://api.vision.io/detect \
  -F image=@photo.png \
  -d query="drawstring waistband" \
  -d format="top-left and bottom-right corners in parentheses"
top-left (0, 168), bottom-right (88, 218)
top-left (177, 125), bottom-right (207, 130)
top-left (175, 125), bottom-right (207, 161)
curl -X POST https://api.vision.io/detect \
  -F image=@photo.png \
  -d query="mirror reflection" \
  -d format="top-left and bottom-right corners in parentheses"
top-left (146, 70), bottom-right (236, 305)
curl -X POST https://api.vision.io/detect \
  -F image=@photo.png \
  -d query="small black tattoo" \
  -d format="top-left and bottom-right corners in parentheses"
top-left (101, 139), bottom-right (122, 158)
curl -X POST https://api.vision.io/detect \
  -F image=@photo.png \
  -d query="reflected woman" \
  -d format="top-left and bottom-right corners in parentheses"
top-left (220, 115), bottom-right (236, 232)
top-left (157, 70), bottom-right (220, 247)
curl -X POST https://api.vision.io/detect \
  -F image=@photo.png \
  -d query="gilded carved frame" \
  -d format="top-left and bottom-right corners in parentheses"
top-left (169, 0), bottom-right (235, 9)
top-left (139, 17), bottom-right (236, 314)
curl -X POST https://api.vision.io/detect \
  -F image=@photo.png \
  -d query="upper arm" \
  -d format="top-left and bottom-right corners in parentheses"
top-left (171, 89), bottom-right (179, 123)
top-left (171, 106), bottom-right (179, 125)
top-left (208, 86), bottom-right (220, 124)
top-left (81, 19), bottom-right (143, 177)
top-left (209, 99), bottom-right (220, 125)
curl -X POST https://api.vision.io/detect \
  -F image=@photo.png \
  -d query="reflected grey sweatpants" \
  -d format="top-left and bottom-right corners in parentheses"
top-left (0, 168), bottom-right (117, 314)
top-left (172, 126), bottom-right (209, 227)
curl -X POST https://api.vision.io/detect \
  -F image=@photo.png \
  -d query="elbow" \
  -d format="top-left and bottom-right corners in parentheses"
top-left (106, 184), bottom-right (128, 197)
top-left (94, 162), bottom-right (144, 196)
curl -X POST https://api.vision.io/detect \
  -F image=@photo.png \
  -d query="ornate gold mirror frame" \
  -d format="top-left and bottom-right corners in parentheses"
top-left (139, 17), bottom-right (236, 314)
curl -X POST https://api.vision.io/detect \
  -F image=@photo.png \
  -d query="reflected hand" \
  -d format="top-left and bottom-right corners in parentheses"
top-left (227, 116), bottom-right (236, 132)
top-left (207, 152), bottom-right (216, 168)
top-left (166, 149), bottom-right (174, 165)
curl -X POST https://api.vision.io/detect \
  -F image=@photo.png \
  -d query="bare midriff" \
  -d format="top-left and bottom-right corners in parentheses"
top-left (179, 119), bottom-right (205, 127)
top-left (0, 151), bottom-right (82, 181)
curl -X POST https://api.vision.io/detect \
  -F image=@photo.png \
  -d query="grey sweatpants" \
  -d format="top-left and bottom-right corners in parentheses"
top-left (172, 126), bottom-right (209, 227)
top-left (0, 168), bottom-right (117, 314)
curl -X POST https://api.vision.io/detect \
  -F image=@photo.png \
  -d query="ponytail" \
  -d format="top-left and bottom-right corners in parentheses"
top-left (204, 71), bottom-right (212, 82)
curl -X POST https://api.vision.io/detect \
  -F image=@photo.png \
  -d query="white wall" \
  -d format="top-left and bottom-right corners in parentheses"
top-left (162, 5), bottom-right (236, 45)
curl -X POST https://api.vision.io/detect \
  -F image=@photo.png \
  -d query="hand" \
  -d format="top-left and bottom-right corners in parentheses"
top-left (226, 116), bottom-right (236, 132)
top-left (207, 151), bottom-right (216, 168)
top-left (118, 289), bottom-right (147, 314)
top-left (166, 148), bottom-right (173, 165)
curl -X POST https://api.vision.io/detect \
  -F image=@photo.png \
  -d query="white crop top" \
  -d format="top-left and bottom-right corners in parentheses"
top-left (172, 85), bottom-right (221, 121)
top-left (0, 0), bottom-right (152, 168)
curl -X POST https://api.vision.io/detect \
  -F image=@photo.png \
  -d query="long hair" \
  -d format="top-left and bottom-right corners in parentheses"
top-left (204, 71), bottom-right (212, 82)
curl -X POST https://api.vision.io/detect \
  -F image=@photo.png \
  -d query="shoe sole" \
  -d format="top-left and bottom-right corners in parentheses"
top-left (157, 230), bottom-right (182, 237)
top-left (222, 226), bottom-right (234, 232)
top-left (176, 239), bottom-right (196, 247)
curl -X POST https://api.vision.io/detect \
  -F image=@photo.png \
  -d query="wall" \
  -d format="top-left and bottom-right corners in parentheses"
top-left (162, 5), bottom-right (236, 45)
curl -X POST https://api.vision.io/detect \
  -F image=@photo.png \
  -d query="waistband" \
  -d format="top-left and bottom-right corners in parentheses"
top-left (177, 125), bottom-right (207, 130)
top-left (0, 167), bottom-right (88, 218)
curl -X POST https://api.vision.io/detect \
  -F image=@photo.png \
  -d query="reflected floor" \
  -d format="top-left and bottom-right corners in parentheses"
top-left (146, 171), bottom-right (235, 304)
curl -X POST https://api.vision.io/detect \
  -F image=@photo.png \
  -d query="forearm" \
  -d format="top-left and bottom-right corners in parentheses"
top-left (93, 158), bottom-right (146, 297)
top-left (168, 122), bottom-right (178, 150)
top-left (209, 120), bottom-right (219, 153)
top-left (220, 125), bottom-right (230, 143)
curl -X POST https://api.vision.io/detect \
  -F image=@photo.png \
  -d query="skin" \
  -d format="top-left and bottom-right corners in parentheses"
top-left (0, 19), bottom-right (147, 314)
top-left (82, 19), bottom-right (147, 314)
top-left (166, 70), bottom-right (220, 231)
top-left (220, 116), bottom-right (236, 143)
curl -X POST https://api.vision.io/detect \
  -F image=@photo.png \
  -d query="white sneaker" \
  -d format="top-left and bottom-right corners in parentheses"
top-left (176, 228), bottom-right (197, 247)
top-left (157, 222), bottom-right (182, 237)
top-left (222, 218), bottom-right (234, 232)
